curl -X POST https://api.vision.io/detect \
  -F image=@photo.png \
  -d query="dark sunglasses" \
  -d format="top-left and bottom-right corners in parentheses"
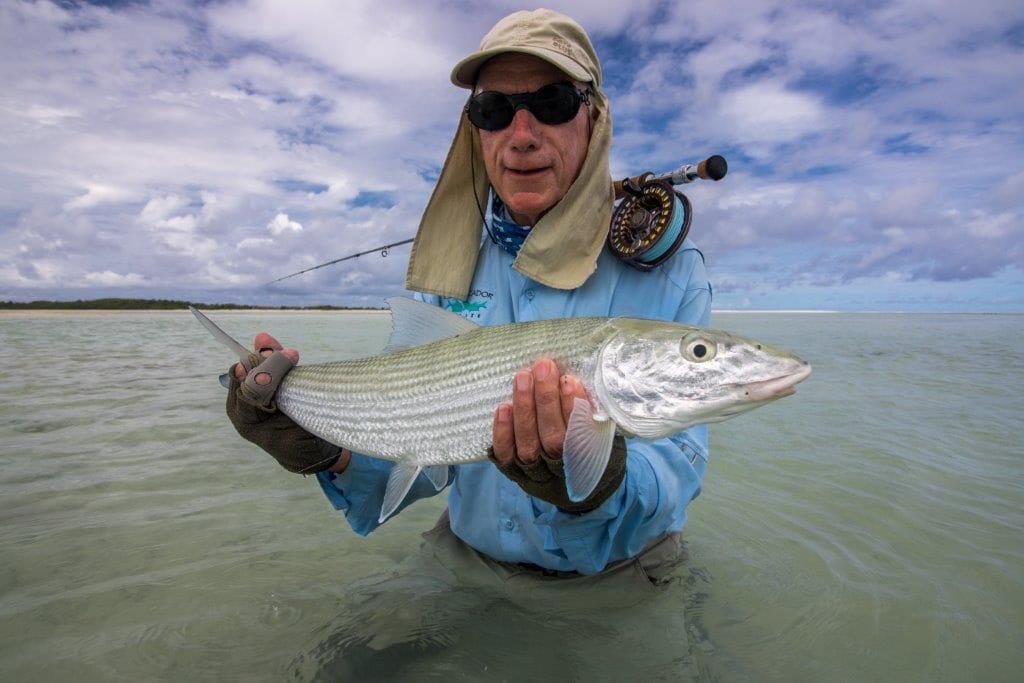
top-left (465, 82), bottom-right (591, 131)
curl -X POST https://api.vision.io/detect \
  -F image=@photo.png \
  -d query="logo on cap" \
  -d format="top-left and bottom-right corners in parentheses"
top-left (551, 36), bottom-right (575, 58)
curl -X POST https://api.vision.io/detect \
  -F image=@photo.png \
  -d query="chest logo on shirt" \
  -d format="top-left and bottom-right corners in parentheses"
top-left (443, 290), bottom-right (492, 319)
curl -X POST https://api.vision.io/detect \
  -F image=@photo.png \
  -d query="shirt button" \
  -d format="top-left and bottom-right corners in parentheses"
top-left (504, 519), bottom-right (515, 530)
top-left (524, 290), bottom-right (535, 301)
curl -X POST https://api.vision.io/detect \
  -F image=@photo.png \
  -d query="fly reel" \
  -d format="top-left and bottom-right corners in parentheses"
top-left (608, 175), bottom-right (692, 271)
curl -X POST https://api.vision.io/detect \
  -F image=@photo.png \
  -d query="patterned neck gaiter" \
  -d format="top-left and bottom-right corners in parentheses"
top-left (489, 193), bottom-right (532, 257)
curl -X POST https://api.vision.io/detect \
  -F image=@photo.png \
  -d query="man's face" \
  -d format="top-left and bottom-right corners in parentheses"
top-left (475, 53), bottom-right (592, 226)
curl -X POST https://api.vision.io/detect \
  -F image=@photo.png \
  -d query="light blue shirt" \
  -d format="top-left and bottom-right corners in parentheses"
top-left (317, 238), bottom-right (712, 575)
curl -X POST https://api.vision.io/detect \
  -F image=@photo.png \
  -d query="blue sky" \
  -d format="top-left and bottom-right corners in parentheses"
top-left (1, 0), bottom-right (1022, 311)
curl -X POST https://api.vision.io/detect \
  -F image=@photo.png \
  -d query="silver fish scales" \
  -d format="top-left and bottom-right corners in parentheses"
top-left (276, 316), bottom-right (607, 466)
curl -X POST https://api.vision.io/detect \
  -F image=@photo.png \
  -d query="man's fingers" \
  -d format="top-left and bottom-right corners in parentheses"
top-left (491, 403), bottom-right (515, 466)
top-left (278, 348), bottom-right (299, 364)
top-left (512, 369), bottom-right (541, 464)
top-left (252, 348), bottom-right (299, 386)
top-left (254, 332), bottom-right (283, 356)
top-left (533, 359), bottom-right (566, 457)
top-left (232, 332), bottom-right (299, 386)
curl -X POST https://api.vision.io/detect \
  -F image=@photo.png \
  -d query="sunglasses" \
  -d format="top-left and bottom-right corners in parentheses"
top-left (465, 82), bottom-right (591, 131)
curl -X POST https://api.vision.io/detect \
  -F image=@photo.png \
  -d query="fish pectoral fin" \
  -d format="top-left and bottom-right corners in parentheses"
top-left (379, 463), bottom-right (422, 524)
top-left (562, 398), bottom-right (617, 503)
top-left (423, 465), bottom-right (449, 491)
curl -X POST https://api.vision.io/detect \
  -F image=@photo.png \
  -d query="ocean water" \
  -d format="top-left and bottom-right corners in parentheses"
top-left (1, 310), bottom-right (1021, 681)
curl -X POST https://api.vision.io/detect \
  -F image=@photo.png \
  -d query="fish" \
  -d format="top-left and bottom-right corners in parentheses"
top-left (192, 297), bottom-right (811, 523)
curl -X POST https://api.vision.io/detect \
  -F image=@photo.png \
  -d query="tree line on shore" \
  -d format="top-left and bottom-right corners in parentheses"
top-left (0, 298), bottom-right (376, 311)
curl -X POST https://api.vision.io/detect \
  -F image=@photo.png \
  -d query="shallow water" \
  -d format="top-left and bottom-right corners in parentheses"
top-left (1, 310), bottom-right (1021, 680)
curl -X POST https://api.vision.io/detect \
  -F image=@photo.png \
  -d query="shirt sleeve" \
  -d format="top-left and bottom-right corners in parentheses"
top-left (316, 456), bottom-right (452, 536)
top-left (529, 247), bottom-right (714, 575)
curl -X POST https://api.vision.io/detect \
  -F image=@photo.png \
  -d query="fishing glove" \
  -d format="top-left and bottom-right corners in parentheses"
top-left (490, 435), bottom-right (628, 514)
top-left (225, 351), bottom-right (341, 474)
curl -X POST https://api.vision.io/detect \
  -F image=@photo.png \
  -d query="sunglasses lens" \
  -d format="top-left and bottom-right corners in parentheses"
top-left (467, 92), bottom-right (514, 131)
top-left (467, 83), bottom-right (584, 131)
top-left (530, 83), bottom-right (580, 125)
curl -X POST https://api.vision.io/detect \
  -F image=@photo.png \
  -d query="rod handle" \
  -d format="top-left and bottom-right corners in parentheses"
top-left (699, 154), bottom-right (728, 181)
top-left (613, 154), bottom-right (729, 199)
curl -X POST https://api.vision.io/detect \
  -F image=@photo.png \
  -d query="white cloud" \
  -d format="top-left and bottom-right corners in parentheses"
top-left (24, 104), bottom-right (82, 127)
top-left (139, 195), bottom-right (189, 225)
top-left (206, 0), bottom-right (456, 85)
top-left (967, 212), bottom-right (1018, 240)
top-left (268, 213), bottom-right (303, 236)
top-left (64, 184), bottom-right (136, 211)
top-left (237, 237), bottom-right (275, 251)
top-left (83, 270), bottom-right (146, 286)
top-left (995, 171), bottom-right (1024, 208)
top-left (719, 83), bottom-right (825, 147)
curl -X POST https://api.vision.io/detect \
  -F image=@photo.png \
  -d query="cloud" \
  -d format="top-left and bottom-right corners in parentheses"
top-left (0, 0), bottom-right (1021, 310)
top-left (718, 82), bottom-right (827, 151)
top-left (83, 270), bottom-right (146, 286)
top-left (64, 184), bottom-right (137, 211)
top-left (139, 195), bottom-right (189, 225)
top-left (267, 212), bottom-right (303, 236)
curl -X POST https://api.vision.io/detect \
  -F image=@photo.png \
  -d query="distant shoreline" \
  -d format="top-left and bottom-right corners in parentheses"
top-left (0, 297), bottom-right (384, 312)
top-left (0, 308), bottom-right (389, 316)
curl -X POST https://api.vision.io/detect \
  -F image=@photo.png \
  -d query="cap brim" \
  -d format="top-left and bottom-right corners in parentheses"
top-left (450, 46), bottom-right (591, 89)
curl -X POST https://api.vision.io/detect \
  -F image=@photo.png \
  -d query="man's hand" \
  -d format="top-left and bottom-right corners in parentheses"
top-left (491, 358), bottom-right (587, 465)
top-left (490, 358), bottom-right (627, 512)
top-left (225, 332), bottom-right (350, 475)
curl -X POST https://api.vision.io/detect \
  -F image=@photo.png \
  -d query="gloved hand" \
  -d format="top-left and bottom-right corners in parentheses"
top-left (225, 333), bottom-right (342, 474)
top-left (490, 435), bottom-right (627, 513)
top-left (490, 358), bottom-right (627, 513)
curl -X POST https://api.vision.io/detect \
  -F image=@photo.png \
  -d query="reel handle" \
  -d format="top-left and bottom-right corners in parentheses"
top-left (613, 154), bottom-right (728, 199)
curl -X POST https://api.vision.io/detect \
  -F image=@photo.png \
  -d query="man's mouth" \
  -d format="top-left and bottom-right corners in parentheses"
top-left (507, 166), bottom-right (549, 177)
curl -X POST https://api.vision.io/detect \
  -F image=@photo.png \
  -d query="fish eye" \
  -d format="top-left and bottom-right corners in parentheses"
top-left (681, 334), bottom-right (717, 362)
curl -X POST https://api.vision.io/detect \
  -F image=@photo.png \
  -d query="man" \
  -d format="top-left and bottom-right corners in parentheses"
top-left (227, 9), bottom-right (712, 579)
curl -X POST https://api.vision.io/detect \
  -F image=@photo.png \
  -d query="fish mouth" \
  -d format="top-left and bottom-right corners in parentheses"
top-left (743, 363), bottom-right (812, 401)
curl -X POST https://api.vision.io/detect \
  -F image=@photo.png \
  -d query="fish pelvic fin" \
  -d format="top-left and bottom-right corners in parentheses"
top-left (379, 463), bottom-right (451, 524)
top-left (190, 306), bottom-right (252, 365)
top-left (379, 463), bottom-right (422, 523)
top-left (562, 398), bottom-right (617, 503)
top-left (423, 465), bottom-right (450, 491)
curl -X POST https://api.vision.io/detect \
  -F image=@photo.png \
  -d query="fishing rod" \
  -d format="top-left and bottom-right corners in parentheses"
top-left (267, 154), bottom-right (728, 285)
top-left (266, 238), bottom-right (415, 285)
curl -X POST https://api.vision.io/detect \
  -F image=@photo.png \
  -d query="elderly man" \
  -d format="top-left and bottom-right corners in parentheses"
top-left (227, 9), bottom-right (712, 579)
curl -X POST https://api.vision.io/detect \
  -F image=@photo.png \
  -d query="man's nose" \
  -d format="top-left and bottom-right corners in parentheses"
top-left (508, 107), bottom-right (540, 150)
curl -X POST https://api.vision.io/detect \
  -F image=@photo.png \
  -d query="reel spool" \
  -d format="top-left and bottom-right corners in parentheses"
top-left (608, 176), bottom-right (692, 271)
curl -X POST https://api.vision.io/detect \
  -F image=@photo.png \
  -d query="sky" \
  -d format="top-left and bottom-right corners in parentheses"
top-left (1, 0), bottom-right (1022, 311)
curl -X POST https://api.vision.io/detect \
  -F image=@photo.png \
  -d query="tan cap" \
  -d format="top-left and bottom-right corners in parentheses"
top-left (451, 9), bottom-right (602, 89)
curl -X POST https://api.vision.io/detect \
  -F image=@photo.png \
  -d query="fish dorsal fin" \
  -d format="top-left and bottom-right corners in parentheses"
top-left (381, 297), bottom-right (478, 354)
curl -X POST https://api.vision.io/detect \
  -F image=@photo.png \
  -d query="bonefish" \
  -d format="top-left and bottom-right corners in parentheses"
top-left (193, 298), bottom-right (811, 522)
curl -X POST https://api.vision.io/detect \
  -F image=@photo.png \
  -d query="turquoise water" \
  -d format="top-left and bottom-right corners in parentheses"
top-left (1, 311), bottom-right (1021, 680)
